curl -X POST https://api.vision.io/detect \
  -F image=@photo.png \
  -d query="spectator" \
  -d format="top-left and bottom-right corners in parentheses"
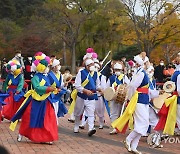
top-left (63, 68), bottom-right (73, 104)
top-left (12, 50), bottom-right (25, 70)
top-left (154, 60), bottom-right (166, 84)
top-left (24, 56), bottom-right (34, 90)
top-left (163, 63), bottom-right (175, 81)
top-left (1, 58), bottom-right (8, 79)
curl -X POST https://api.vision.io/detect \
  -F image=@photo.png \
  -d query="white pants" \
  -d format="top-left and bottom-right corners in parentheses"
top-left (70, 112), bottom-right (75, 120)
top-left (95, 96), bottom-right (105, 126)
top-left (149, 106), bottom-right (159, 129)
top-left (133, 103), bottom-right (149, 136)
top-left (53, 102), bottom-right (59, 125)
top-left (80, 110), bottom-right (88, 126)
top-left (110, 100), bottom-right (122, 123)
top-left (74, 96), bottom-right (96, 131)
top-left (126, 103), bottom-right (149, 151)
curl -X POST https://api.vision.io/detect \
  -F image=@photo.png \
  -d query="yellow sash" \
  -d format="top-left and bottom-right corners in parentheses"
top-left (9, 78), bottom-right (51, 131)
top-left (163, 95), bottom-right (178, 135)
top-left (68, 72), bottom-right (92, 114)
top-left (111, 84), bottom-right (148, 132)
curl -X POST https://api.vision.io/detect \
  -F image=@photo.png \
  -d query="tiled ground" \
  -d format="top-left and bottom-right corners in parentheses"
top-left (0, 105), bottom-right (179, 154)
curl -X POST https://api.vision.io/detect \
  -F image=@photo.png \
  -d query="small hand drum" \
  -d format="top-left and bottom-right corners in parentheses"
top-left (115, 84), bottom-right (127, 104)
top-left (153, 92), bottom-right (171, 109)
top-left (104, 87), bottom-right (116, 101)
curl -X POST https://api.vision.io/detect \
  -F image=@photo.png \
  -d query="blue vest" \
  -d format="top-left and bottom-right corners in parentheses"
top-left (48, 71), bottom-right (67, 102)
top-left (149, 79), bottom-right (156, 90)
top-left (109, 74), bottom-right (123, 86)
top-left (7, 73), bottom-right (22, 86)
top-left (77, 69), bottom-right (98, 100)
top-left (171, 71), bottom-right (180, 104)
top-left (137, 70), bottom-right (149, 104)
top-left (33, 73), bottom-right (51, 87)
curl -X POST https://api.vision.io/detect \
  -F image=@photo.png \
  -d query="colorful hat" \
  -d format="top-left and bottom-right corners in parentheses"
top-left (92, 52), bottom-right (98, 59)
top-left (86, 48), bottom-right (94, 53)
top-left (128, 60), bottom-right (134, 67)
top-left (32, 52), bottom-right (50, 73)
top-left (6, 60), bottom-right (22, 76)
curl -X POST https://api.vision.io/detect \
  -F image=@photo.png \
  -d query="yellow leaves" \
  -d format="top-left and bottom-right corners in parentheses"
top-left (121, 31), bottom-right (137, 46)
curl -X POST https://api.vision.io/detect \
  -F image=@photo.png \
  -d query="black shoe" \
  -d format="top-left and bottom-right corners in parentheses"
top-left (88, 129), bottom-right (96, 137)
top-left (79, 125), bottom-right (85, 129)
top-left (68, 119), bottom-right (75, 123)
top-left (1, 116), bottom-right (4, 122)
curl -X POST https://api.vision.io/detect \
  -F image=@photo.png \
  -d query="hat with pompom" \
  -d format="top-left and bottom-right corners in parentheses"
top-left (32, 52), bottom-right (50, 73)
top-left (6, 60), bottom-right (22, 76)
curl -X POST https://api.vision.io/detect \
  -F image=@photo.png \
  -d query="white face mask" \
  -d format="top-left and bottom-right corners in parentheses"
top-left (57, 65), bottom-right (61, 71)
top-left (28, 57), bottom-right (32, 61)
top-left (160, 62), bottom-right (164, 66)
top-left (115, 71), bottom-right (121, 76)
top-left (44, 67), bottom-right (49, 74)
top-left (89, 66), bottom-right (95, 72)
top-left (148, 72), bottom-right (154, 79)
top-left (17, 53), bottom-right (21, 57)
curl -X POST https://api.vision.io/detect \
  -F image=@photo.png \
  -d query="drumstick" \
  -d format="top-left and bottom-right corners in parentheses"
top-left (120, 100), bottom-right (126, 116)
top-left (101, 51), bottom-right (111, 65)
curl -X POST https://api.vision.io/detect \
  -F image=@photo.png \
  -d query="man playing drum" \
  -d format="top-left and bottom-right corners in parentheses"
top-left (73, 58), bottom-right (102, 136)
top-left (106, 62), bottom-right (130, 134)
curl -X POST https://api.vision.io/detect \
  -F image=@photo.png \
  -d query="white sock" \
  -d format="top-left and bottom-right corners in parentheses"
top-left (126, 131), bottom-right (139, 144)
top-left (131, 133), bottom-right (141, 151)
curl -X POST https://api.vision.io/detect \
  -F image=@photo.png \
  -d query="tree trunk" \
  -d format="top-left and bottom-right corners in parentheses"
top-left (71, 42), bottom-right (76, 74)
top-left (63, 41), bottom-right (66, 65)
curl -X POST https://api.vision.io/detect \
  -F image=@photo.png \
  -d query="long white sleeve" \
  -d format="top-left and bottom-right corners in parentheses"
top-left (74, 70), bottom-right (84, 93)
top-left (177, 74), bottom-right (180, 96)
top-left (124, 75), bottom-right (130, 85)
top-left (60, 74), bottom-right (65, 88)
top-left (100, 75), bottom-right (107, 90)
top-left (127, 72), bottom-right (144, 100)
top-left (106, 79), bottom-right (111, 88)
top-left (96, 74), bottom-right (101, 90)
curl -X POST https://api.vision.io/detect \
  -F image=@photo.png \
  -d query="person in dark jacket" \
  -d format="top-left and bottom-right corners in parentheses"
top-left (154, 60), bottom-right (165, 84)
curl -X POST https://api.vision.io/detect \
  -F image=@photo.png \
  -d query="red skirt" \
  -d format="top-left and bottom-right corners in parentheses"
top-left (19, 100), bottom-right (58, 142)
top-left (2, 91), bottom-right (24, 120)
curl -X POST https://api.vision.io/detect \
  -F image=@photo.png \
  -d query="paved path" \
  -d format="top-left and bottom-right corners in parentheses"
top-left (0, 105), bottom-right (179, 154)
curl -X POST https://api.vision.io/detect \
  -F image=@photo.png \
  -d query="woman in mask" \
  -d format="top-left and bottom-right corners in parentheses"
top-left (48, 59), bottom-right (67, 125)
top-left (73, 58), bottom-right (102, 136)
top-left (10, 52), bottom-right (58, 144)
top-left (106, 62), bottom-right (130, 134)
top-left (2, 60), bottom-right (25, 121)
